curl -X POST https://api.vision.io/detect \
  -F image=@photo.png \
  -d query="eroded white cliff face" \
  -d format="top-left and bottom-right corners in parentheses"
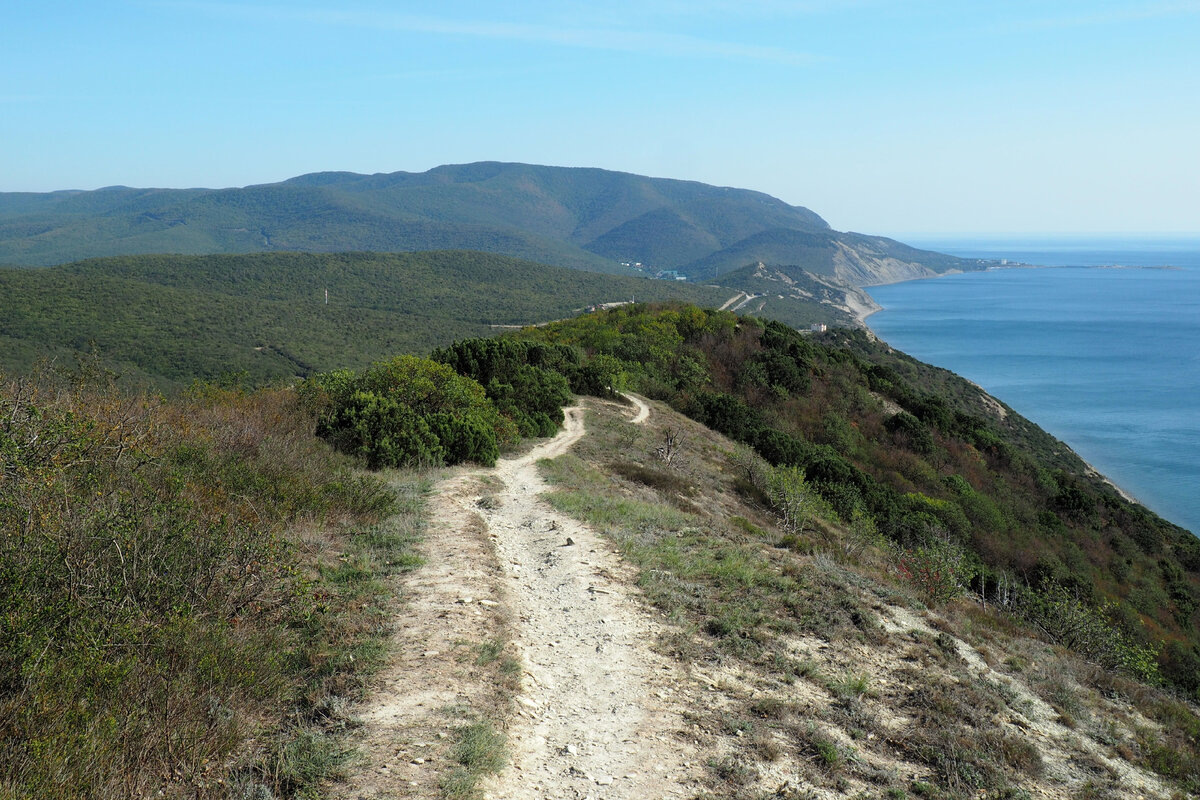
top-left (833, 241), bottom-right (961, 287)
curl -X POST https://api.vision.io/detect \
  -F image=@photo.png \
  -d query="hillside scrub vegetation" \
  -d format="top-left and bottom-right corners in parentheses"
top-left (0, 365), bottom-right (413, 799)
top-left (539, 392), bottom-right (1200, 798)
top-left (301, 342), bottom-right (584, 469)
top-left (506, 303), bottom-right (1200, 694)
top-left (0, 251), bottom-right (733, 388)
top-left (535, 396), bottom-right (1198, 797)
top-left (5, 300), bottom-right (1200, 798)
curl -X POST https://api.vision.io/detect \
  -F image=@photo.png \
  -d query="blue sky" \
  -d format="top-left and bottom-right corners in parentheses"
top-left (3, 0), bottom-right (1198, 234)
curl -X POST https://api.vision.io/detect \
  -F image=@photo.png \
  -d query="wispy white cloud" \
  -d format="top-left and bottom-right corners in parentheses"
top-left (160, 2), bottom-right (821, 66)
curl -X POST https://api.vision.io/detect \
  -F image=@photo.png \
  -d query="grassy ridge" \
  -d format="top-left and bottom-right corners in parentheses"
top-left (0, 367), bottom-right (419, 798)
top-left (510, 304), bottom-right (1200, 692)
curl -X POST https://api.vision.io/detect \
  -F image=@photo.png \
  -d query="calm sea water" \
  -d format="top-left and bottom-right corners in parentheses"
top-left (866, 236), bottom-right (1200, 535)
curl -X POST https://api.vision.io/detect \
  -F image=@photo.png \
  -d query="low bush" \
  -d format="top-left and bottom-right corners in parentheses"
top-left (895, 539), bottom-right (977, 606)
top-left (766, 465), bottom-right (827, 534)
top-left (303, 355), bottom-right (517, 468)
top-left (609, 460), bottom-right (695, 496)
top-left (1005, 584), bottom-right (1161, 683)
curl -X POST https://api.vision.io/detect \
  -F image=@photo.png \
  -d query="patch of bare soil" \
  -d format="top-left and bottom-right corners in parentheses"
top-left (619, 392), bottom-right (650, 425)
top-left (481, 404), bottom-right (702, 799)
top-left (333, 468), bottom-right (510, 799)
top-left (718, 292), bottom-right (747, 311)
top-left (338, 399), bottom-right (705, 800)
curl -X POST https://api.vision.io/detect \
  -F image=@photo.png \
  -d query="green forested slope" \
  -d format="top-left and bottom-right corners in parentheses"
top-left (0, 163), bottom-right (975, 284)
top-left (509, 304), bottom-right (1200, 693)
top-left (0, 251), bottom-right (732, 386)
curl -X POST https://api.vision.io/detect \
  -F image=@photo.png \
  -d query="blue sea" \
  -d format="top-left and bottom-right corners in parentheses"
top-left (866, 236), bottom-right (1200, 535)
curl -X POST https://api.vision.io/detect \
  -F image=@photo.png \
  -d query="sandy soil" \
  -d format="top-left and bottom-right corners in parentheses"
top-left (731, 293), bottom-right (761, 312)
top-left (619, 392), bottom-right (650, 424)
top-left (333, 467), bottom-right (511, 799)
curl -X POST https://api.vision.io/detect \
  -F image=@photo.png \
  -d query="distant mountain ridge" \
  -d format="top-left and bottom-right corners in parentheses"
top-left (0, 163), bottom-right (984, 284)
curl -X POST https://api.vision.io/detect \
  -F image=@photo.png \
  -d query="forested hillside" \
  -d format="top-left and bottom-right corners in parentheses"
top-left (507, 304), bottom-right (1200, 692)
top-left (0, 251), bottom-right (737, 386)
top-left (0, 163), bottom-right (982, 286)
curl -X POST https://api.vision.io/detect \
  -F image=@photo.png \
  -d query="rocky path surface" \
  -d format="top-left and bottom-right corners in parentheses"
top-left (339, 397), bottom-right (701, 800)
top-left (335, 471), bottom-right (509, 799)
top-left (480, 401), bottom-right (700, 800)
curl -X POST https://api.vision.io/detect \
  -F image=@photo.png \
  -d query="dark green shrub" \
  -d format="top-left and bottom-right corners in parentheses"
top-left (306, 355), bottom-right (514, 468)
top-left (753, 428), bottom-right (810, 467)
top-left (428, 412), bottom-right (500, 467)
top-left (322, 389), bottom-right (445, 468)
top-left (886, 411), bottom-right (935, 455)
top-left (695, 391), bottom-right (761, 442)
top-left (485, 364), bottom-right (570, 437)
top-left (569, 353), bottom-right (625, 396)
top-left (433, 338), bottom-right (575, 434)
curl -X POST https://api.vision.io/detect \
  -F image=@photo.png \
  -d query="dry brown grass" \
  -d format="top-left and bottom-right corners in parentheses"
top-left (0, 372), bottom-right (411, 799)
top-left (537, 397), bottom-right (1200, 800)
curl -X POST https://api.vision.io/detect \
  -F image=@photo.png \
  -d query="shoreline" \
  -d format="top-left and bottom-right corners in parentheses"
top-left (1079, 458), bottom-right (1141, 507)
top-left (847, 261), bottom-right (1169, 327)
top-left (841, 287), bottom-right (883, 326)
top-left (857, 262), bottom-right (1191, 532)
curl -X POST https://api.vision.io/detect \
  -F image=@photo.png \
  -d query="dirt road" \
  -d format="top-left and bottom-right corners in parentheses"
top-left (341, 398), bottom-right (701, 800)
top-left (619, 392), bottom-right (650, 424)
top-left (481, 402), bottom-right (699, 799)
top-left (717, 292), bottom-right (746, 311)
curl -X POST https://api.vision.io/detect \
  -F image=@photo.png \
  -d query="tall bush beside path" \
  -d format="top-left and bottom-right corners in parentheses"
top-left (432, 338), bottom-right (575, 436)
top-left (303, 355), bottom-right (516, 468)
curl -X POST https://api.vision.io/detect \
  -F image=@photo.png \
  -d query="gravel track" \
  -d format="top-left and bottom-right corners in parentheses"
top-left (341, 398), bottom-right (701, 800)
top-left (481, 403), bottom-right (700, 799)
